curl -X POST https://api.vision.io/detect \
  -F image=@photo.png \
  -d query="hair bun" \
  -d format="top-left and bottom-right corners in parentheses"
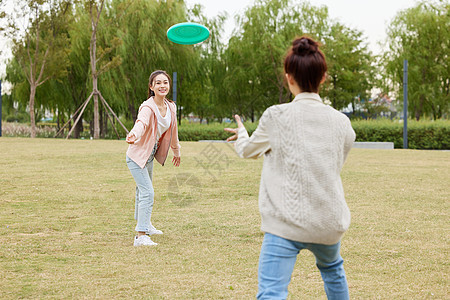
top-left (292, 37), bottom-right (318, 56)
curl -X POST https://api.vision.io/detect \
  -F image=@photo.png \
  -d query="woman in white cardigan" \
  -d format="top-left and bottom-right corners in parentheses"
top-left (225, 36), bottom-right (355, 300)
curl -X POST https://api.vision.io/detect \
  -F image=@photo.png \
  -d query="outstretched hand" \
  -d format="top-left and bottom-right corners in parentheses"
top-left (172, 156), bottom-right (181, 167)
top-left (224, 115), bottom-right (244, 142)
top-left (126, 133), bottom-right (137, 144)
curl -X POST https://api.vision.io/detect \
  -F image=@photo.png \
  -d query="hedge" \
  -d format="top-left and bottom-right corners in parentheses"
top-left (2, 119), bottom-right (448, 150)
top-left (351, 120), bottom-right (449, 149)
top-left (178, 121), bottom-right (258, 141)
top-left (179, 119), bottom-right (449, 150)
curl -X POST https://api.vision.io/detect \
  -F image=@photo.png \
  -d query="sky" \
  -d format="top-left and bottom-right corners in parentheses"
top-left (0, 0), bottom-right (420, 82)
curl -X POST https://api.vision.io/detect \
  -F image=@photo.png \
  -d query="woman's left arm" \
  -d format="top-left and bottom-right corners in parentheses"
top-left (170, 102), bottom-right (181, 166)
top-left (343, 119), bottom-right (356, 162)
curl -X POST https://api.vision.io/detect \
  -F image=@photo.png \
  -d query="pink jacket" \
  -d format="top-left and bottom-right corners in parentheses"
top-left (126, 97), bottom-right (181, 168)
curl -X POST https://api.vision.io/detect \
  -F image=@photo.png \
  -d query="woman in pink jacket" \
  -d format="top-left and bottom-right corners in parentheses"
top-left (126, 70), bottom-right (181, 246)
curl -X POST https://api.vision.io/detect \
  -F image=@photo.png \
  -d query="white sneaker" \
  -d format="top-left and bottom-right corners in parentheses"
top-left (147, 226), bottom-right (163, 235)
top-left (133, 235), bottom-right (157, 246)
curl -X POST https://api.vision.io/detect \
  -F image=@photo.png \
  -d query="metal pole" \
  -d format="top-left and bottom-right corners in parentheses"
top-left (0, 80), bottom-right (2, 137)
top-left (172, 72), bottom-right (177, 104)
top-left (403, 60), bottom-right (408, 149)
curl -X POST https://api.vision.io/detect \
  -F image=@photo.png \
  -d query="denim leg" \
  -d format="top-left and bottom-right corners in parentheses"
top-left (145, 157), bottom-right (154, 228)
top-left (126, 156), bottom-right (155, 233)
top-left (134, 186), bottom-right (139, 220)
top-left (133, 155), bottom-right (155, 222)
top-left (308, 242), bottom-right (349, 300)
top-left (257, 233), bottom-right (300, 300)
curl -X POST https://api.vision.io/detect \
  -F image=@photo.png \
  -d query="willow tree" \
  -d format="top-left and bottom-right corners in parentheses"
top-left (57, 0), bottom-right (124, 139)
top-left (226, 0), bottom-right (375, 119)
top-left (1, 0), bottom-right (71, 137)
top-left (109, 0), bottom-right (199, 122)
top-left (83, 0), bottom-right (122, 139)
top-left (183, 4), bottom-right (228, 123)
top-left (321, 23), bottom-right (375, 111)
top-left (225, 0), bottom-right (331, 120)
top-left (383, 0), bottom-right (449, 120)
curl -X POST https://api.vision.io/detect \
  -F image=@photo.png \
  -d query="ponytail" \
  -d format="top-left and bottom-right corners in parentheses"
top-left (284, 36), bottom-right (327, 93)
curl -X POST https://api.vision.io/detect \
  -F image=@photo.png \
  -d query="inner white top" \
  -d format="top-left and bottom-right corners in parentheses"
top-left (155, 100), bottom-right (171, 141)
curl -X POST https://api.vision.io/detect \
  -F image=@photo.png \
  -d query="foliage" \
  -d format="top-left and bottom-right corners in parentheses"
top-left (226, 0), bottom-right (328, 119)
top-left (2, 0), bottom-right (448, 137)
top-left (185, 4), bottom-right (228, 123)
top-left (1, 121), bottom-right (56, 137)
top-left (382, 0), bottom-right (449, 120)
top-left (176, 118), bottom-right (450, 150)
top-left (178, 120), bottom-right (257, 141)
top-left (321, 23), bottom-right (375, 110)
top-left (1, 0), bottom-right (72, 137)
top-left (225, 0), bottom-right (375, 120)
top-left (352, 119), bottom-right (449, 149)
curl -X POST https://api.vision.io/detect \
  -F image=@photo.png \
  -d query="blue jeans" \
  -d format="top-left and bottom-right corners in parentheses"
top-left (257, 233), bottom-right (349, 300)
top-left (126, 144), bottom-right (158, 233)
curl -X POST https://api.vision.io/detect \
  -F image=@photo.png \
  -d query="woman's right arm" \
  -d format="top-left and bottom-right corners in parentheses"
top-left (225, 111), bottom-right (271, 159)
top-left (127, 106), bottom-right (153, 143)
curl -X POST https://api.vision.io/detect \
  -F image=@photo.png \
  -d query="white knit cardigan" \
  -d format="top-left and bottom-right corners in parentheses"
top-left (235, 93), bottom-right (356, 245)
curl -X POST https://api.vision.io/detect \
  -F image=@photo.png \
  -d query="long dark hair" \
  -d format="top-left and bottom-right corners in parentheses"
top-left (148, 70), bottom-right (172, 99)
top-left (284, 36), bottom-right (327, 93)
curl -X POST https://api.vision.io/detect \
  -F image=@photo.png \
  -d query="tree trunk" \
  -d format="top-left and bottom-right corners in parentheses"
top-left (57, 111), bottom-right (60, 131)
top-left (90, 119), bottom-right (94, 137)
top-left (415, 95), bottom-right (425, 121)
top-left (73, 117), bottom-right (83, 138)
top-left (126, 91), bottom-right (137, 122)
top-left (90, 3), bottom-right (101, 139)
top-left (100, 107), bottom-right (108, 138)
top-left (93, 79), bottom-right (100, 138)
top-left (29, 84), bottom-right (37, 138)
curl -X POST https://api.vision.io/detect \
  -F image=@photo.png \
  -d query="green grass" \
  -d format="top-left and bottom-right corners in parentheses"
top-left (0, 137), bottom-right (448, 299)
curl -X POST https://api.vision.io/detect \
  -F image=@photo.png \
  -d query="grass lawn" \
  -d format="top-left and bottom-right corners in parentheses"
top-left (0, 138), bottom-right (448, 299)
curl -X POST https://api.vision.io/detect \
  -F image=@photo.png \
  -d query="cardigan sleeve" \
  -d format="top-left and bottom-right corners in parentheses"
top-left (343, 119), bottom-right (356, 162)
top-left (235, 110), bottom-right (271, 159)
top-left (170, 102), bottom-right (181, 157)
top-left (129, 106), bottom-right (153, 141)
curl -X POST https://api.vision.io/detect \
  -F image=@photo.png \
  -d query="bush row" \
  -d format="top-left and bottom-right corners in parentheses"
top-left (2, 119), bottom-right (448, 150)
top-left (178, 121), bottom-right (258, 141)
top-left (178, 119), bottom-right (449, 150)
top-left (351, 120), bottom-right (449, 149)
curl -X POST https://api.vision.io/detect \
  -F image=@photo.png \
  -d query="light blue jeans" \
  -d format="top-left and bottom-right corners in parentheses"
top-left (126, 144), bottom-right (158, 233)
top-left (257, 233), bottom-right (349, 300)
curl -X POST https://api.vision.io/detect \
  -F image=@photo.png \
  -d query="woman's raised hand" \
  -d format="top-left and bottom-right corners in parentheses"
top-left (224, 115), bottom-right (244, 142)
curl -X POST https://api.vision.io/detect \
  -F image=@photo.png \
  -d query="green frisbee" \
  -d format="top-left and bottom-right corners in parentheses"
top-left (167, 22), bottom-right (210, 45)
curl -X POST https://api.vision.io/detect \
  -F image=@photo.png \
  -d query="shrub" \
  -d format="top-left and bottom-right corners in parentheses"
top-left (178, 121), bottom-right (257, 141)
top-left (1, 122), bottom-right (57, 138)
top-left (2, 119), bottom-right (448, 150)
top-left (5, 112), bottom-right (30, 123)
top-left (178, 119), bottom-right (449, 150)
top-left (351, 119), bottom-right (449, 149)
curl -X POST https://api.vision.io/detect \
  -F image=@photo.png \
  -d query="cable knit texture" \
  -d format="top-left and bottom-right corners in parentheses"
top-left (236, 93), bottom-right (355, 245)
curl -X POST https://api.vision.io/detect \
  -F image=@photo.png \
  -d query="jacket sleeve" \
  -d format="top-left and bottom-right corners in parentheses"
top-left (235, 109), bottom-right (271, 159)
top-left (129, 106), bottom-right (153, 141)
top-left (170, 103), bottom-right (181, 157)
